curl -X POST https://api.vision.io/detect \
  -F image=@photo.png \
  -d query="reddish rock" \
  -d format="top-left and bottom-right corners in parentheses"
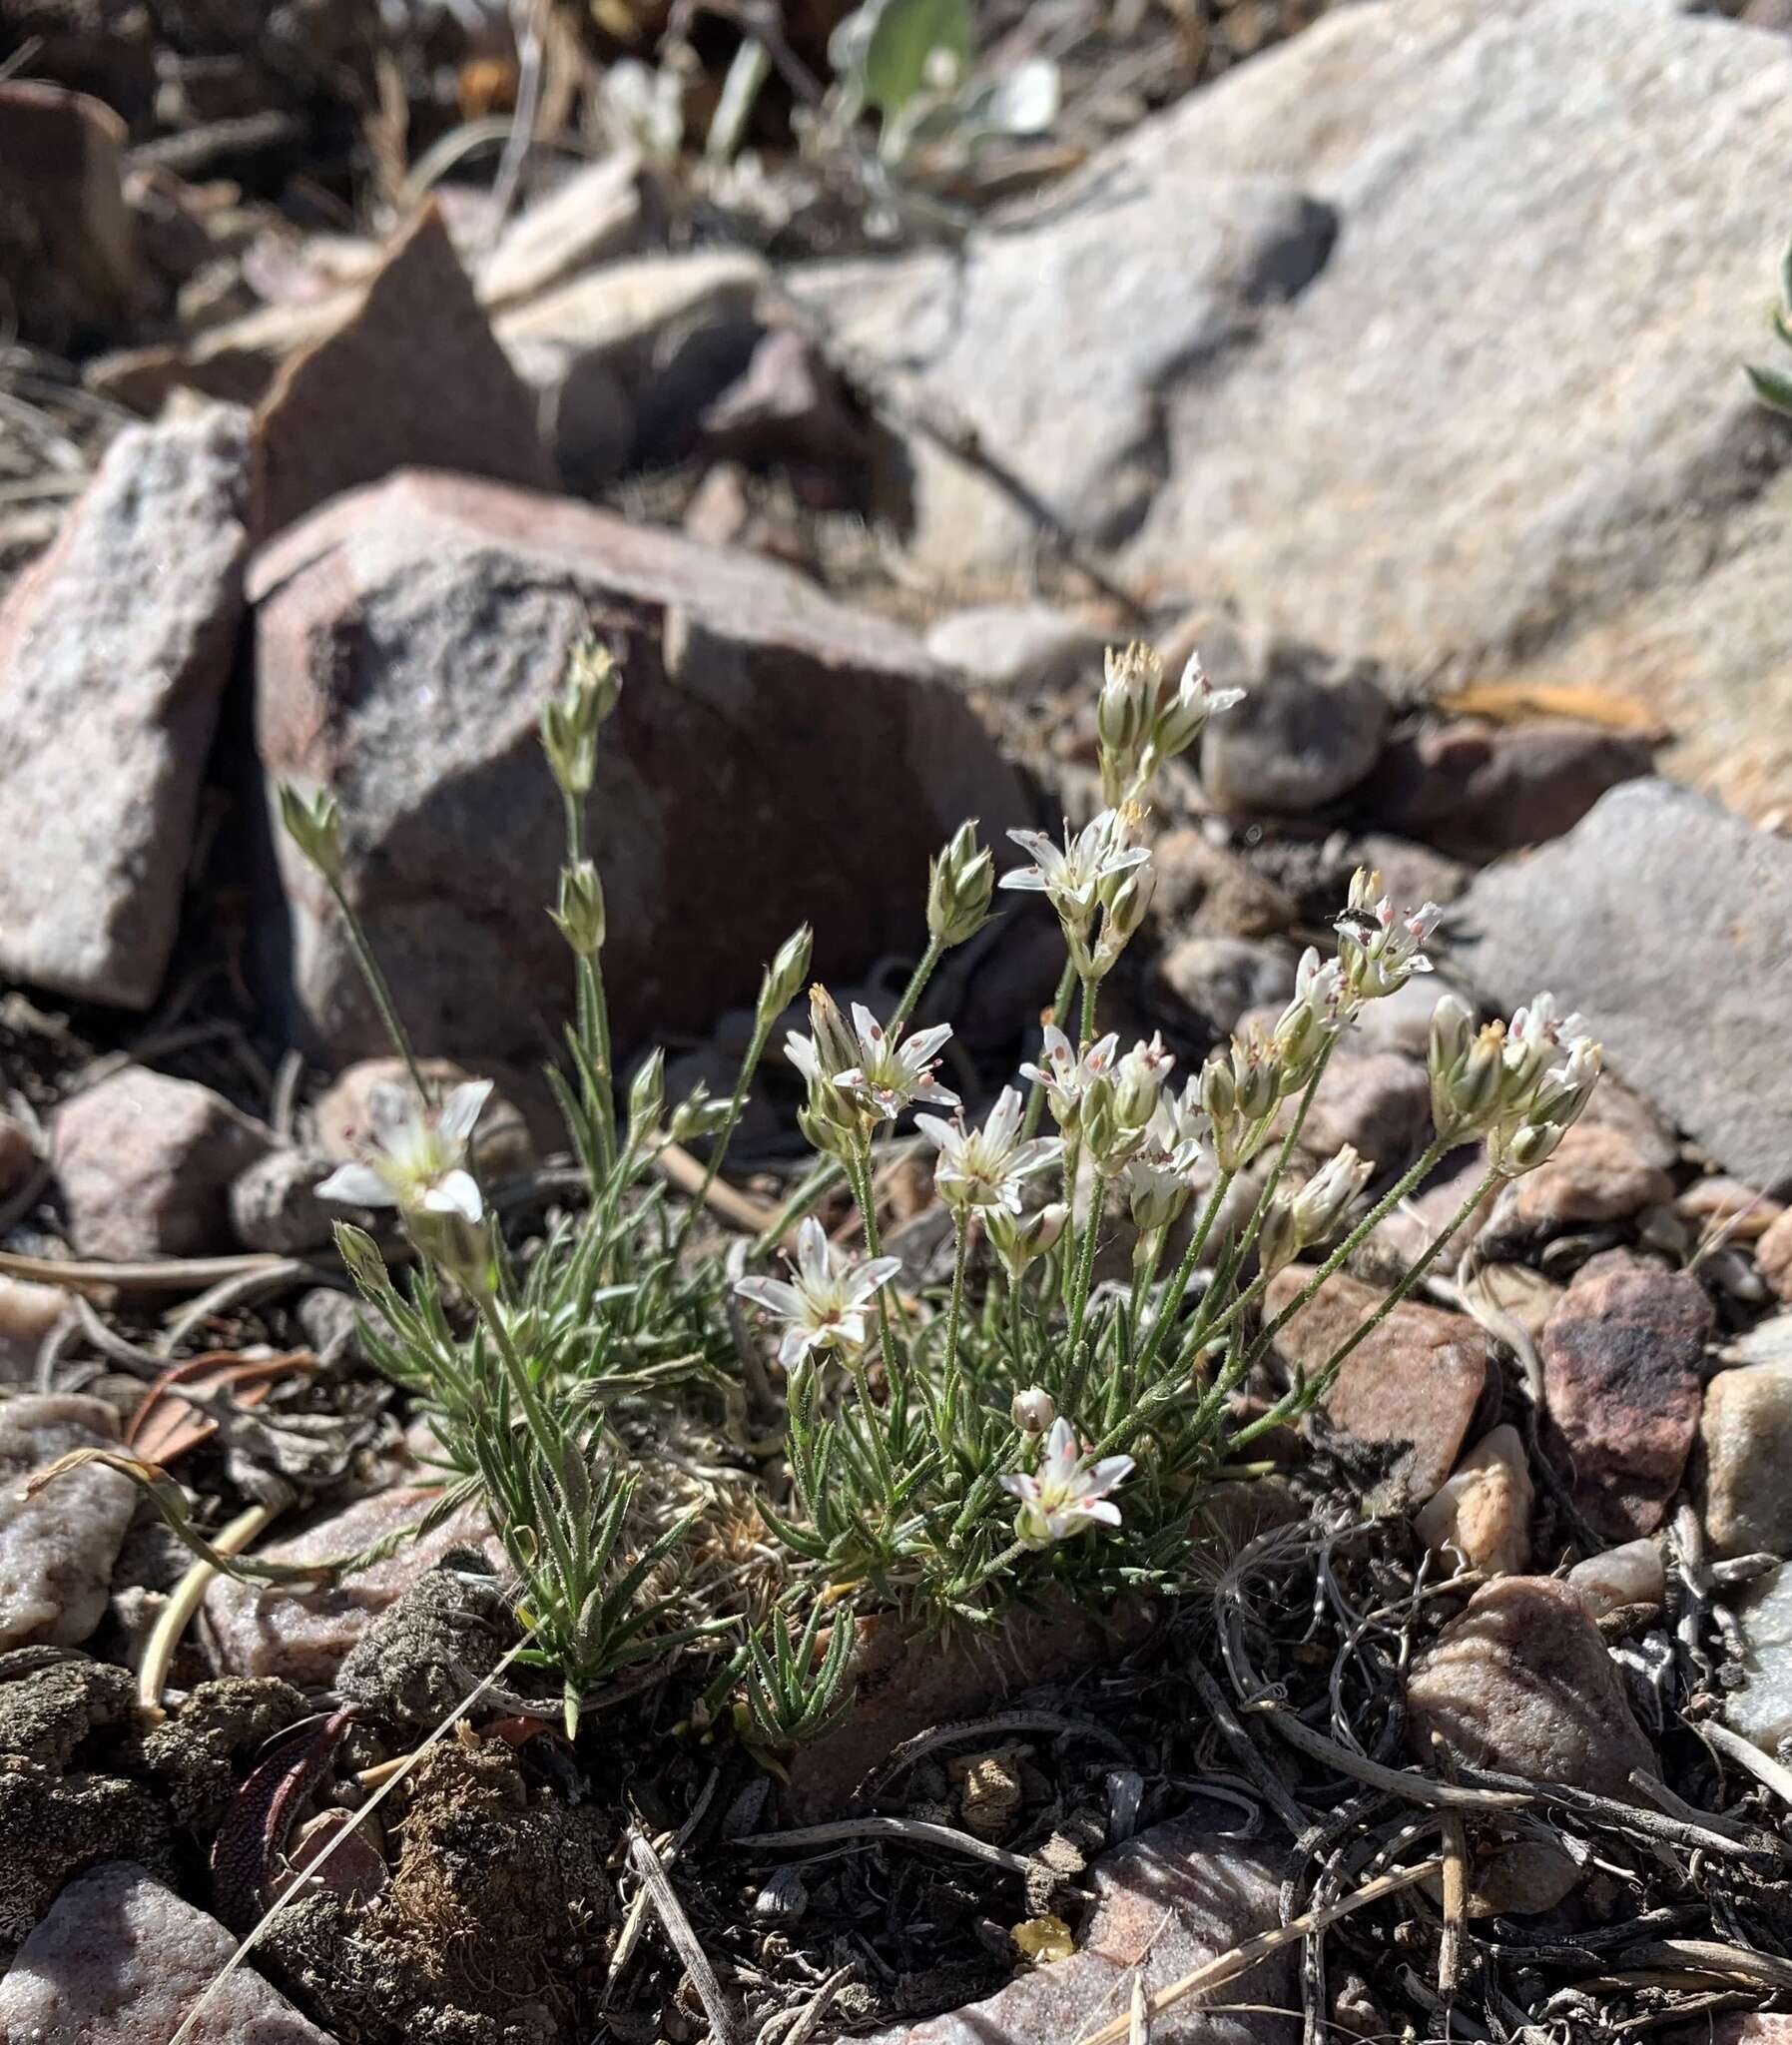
top-left (0, 83), bottom-right (143, 349)
top-left (1368, 718), bottom-right (1654, 859)
top-left (1294, 1048), bottom-right (1432, 1177)
top-left (859, 1820), bottom-right (1293, 2045)
top-left (249, 469), bottom-right (1028, 1066)
top-left (0, 404), bottom-right (251, 1009)
top-left (1539, 1250), bottom-right (1711, 1539)
top-left (252, 203), bottom-right (553, 541)
top-left (1264, 1266), bottom-right (1493, 1504)
top-left (1502, 1122), bottom-right (1675, 1237)
top-left (55, 1066), bottom-right (270, 1260)
top-left (1409, 1576), bottom-right (1654, 1792)
top-left (204, 1488), bottom-right (505, 1687)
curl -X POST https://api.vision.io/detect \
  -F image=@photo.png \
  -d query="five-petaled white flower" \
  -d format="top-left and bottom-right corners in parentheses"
top-left (915, 1086), bottom-right (1063, 1214)
top-left (734, 1217), bottom-right (901, 1369)
top-left (998, 810), bottom-right (1150, 929)
top-left (1019, 1024), bottom-right (1119, 1136)
top-left (790, 1003), bottom-right (959, 1121)
top-left (316, 1080), bottom-right (490, 1223)
top-left (1000, 1418), bottom-right (1134, 1550)
top-left (1336, 871), bottom-right (1443, 1001)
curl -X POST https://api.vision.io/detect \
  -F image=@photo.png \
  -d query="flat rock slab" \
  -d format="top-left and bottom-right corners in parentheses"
top-left (203, 1487), bottom-right (504, 1687)
top-left (1456, 780), bottom-right (1792, 1191)
top-left (0, 1395), bottom-right (137, 1653)
top-left (1115, 0), bottom-right (1792, 804)
top-left (0, 1859), bottom-right (335, 2043)
top-left (0, 403), bottom-right (250, 1009)
top-left (787, 176), bottom-right (1334, 571)
top-left (1539, 1249), bottom-right (1711, 1540)
top-left (861, 1820), bottom-right (1294, 2045)
top-left (249, 469), bottom-right (1028, 1066)
top-left (253, 203), bottom-right (552, 542)
top-left (1264, 1266), bottom-right (1493, 1505)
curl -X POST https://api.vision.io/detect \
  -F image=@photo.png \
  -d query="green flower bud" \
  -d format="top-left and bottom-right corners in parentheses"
top-left (333, 1221), bottom-right (392, 1300)
top-left (987, 1201), bottom-right (1067, 1282)
top-left (541, 635), bottom-right (621, 798)
top-left (549, 860), bottom-right (606, 959)
top-left (278, 782), bottom-right (343, 884)
top-left (627, 1047), bottom-right (665, 1144)
top-left (758, 925), bottom-right (814, 1028)
top-left (927, 821), bottom-right (994, 950)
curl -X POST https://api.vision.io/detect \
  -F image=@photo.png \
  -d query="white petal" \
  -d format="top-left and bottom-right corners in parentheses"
top-left (437, 1078), bottom-right (494, 1144)
top-left (1078, 1499), bottom-right (1123, 1528)
top-left (785, 1032), bottom-right (821, 1081)
top-left (997, 870), bottom-right (1049, 893)
top-left (998, 1474), bottom-right (1038, 1502)
top-left (795, 1216), bottom-right (832, 1288)
top-left (1085, 1454), bottom-right (1135, 1492)
top-left (912, 1113), bottom-right (955, 1152)
top-left (903, 1022), bottom-right (953, 1065)
top-left (736, 1276), bottom-right (803, 1317)
top-left (364, 1082), bottom-right (417, 1146)
top-left (1042, 1416), bottom-right (1076, 1469)
top-left (850, 1002), bottom-right (886, 1049)
top-left (910, 1076), bottom-right (961, 1108)
top-left (315, 1162), bottom-right (395, 1207)
top-left (422, 1168), bottom-right (483, 1221)
top-left (1005, 1137), bottom-right (1064, 1180)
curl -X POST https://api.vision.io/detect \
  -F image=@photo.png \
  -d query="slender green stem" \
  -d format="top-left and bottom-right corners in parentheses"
top-left (890, 937), bottom-right (945, 1032)
top-left (1064, 1180), bottom-right (1102, 1362)
top-left (1020, 958), bottom-right (1078, 1141)
top-left (1077, 974), bottom-right (1098, 1050)
top-left (676, 1014), bottom-right (773, 1255)
top-left (1128, 1168), bottom-right (1235, 1382)
top-left (1233, 1035), bottom-right (1341, 1271)
top-left (328, 878), bottom-right (429, 1101)
top-left (1231, 1165), bottom-right (1499, 1449)
top-left (1005, 1276), bottom-right (1026, 1377)
top-left (938, 1218), bottom-right (970, 1452)
top-left (852, 1152), bottom-right (902, 1395)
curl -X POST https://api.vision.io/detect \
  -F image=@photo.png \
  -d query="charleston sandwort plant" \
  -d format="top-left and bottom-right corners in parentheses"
top-left (37, 632), bottom-right (1605, 1755)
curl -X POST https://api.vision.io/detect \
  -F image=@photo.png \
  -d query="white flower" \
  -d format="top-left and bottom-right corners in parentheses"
top-left (1019, 1024), bottom-right (1119, 1135)
top-left (734, 1217), bottom-right (901, 1369)
top-left (999, 810), bottom-right (1150, 929)
top-left (1097, 644), bottom-right (1246, 805)
top-left (826, 1003), bottom-right (959, 1120)
top-left (1000, 1418), bottom-right (1134, 1550)
top-left (1336, 870), bottom-right (1442, 1001)
top-left (316, 1080), bottom-right (490, 1223)
top-left (915, 1086), bottom-right (1063, 1214)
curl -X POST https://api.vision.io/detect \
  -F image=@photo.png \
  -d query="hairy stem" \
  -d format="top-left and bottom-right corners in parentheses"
top-left (1020, 957), bottom-right (1078, 1141)
top-left (328, 877), bottom-right (429, 1101)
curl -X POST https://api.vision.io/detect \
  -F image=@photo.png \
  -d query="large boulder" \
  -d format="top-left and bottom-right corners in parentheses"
top-left (1117, 0), bottom-right (1792, 803)
top-left (786, 176), bottom-right (1335, 567)
top-left (0, 403), bottom-right (251, 1009)
top-left (248, 470), bottom-right (1029, 1065)
top-left (1455, 780), bottom-right (1792, 1189)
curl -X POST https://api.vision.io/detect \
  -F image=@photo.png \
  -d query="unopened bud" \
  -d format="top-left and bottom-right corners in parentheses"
top-left (987, 1201), bottom-right (1067, 1281)
top-left (928, 821), bottom-right (995, 950)
top-left (806, 985), bottom-right (860, 1079)
top-left (1291, 1144), bottom-right (1373, 1244)
top-left (669, 1081), bottom-right (731, 1146)
top-left (279, 783), bottom-right (343, 884)
top-left (1257, 1195), bottom-right (1302, 1278)
top-left (1011, 1386), bottom-right (1057, 1434)
top-left (1094, 857), bottom-right (1156, 974)
top-left (758, 925), bottom-right (814, 1027)
top-left (1113, 1032), bottom-right (1174, 1129)
top-left (541, 635), bottom-right (622, 797)
top-left (1428, 995), bottom-right (1507, 1143)
top-left (627, 1047), bottom-right (665, 1142)
top-left (404, 1204), bottom-right (493, 1293)
top-left (333, 1221), bottom-right (392, 1300)
top-left (549, 860), bottom-right (606, 958)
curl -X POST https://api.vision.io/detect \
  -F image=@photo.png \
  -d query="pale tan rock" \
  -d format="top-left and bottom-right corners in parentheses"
top-left (1566, 1539), bottom-right (1664, 1621)
top-left (0, 1275), bottom-right (70, 1386)
top-left (310, 1058), bottom-right (538, 1181)
top-left (1409, 1577), bottom-right (1654, 1794)
top-left (1415, 1425), bottom-right (1531, 1578)
top-left (0, 1395), bottom-right (137, 1651)
top-left (1700, 1360), bottom-right (1792, 1560)
top-left (477, 152), bottom-right (645, 310)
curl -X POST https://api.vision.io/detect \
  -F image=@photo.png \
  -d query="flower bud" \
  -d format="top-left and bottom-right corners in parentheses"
top-left (1291, 1144), bottom-right (1373, 1244)
top-left (333, 1221), bottom-right (392, 1300)
top-left (1011, 1386), bottom-right (1057, 1435)
top-left (799, 1076), bottom-right (864, 1165)
top-left (1097, 643), bottom-right (1158, 804)
top-left (1113, 1032), bottom-right (1174, 1129)
top-left (1428, 995), bottom-right (1507, 1144)
top-left (927, 821), bottom-right (995, 950)
top-left (669, 1081), bottom-right (731, 1146)
top-left (541, 635), bottom-right (621, 798)
top-left (1257, 1194), bottom-right (1302, 1278)
top-left (1094, 857), bottom-right (1156, 974)
top-left (549, 860), bottom-right (606, 958)
top-left (806, 984), bottom-right (860, 1080)
top-left (627, 1047), bottom-right (665, 1143)
top-left (279, 783), bottom-right (343, 884)
top-left (758, 925), bottom-right (814, 1028)
top-left (1125, 1154), bottom-right (1190, 1232)
top-left (987, 1201), bottom-right (1067, 1280)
